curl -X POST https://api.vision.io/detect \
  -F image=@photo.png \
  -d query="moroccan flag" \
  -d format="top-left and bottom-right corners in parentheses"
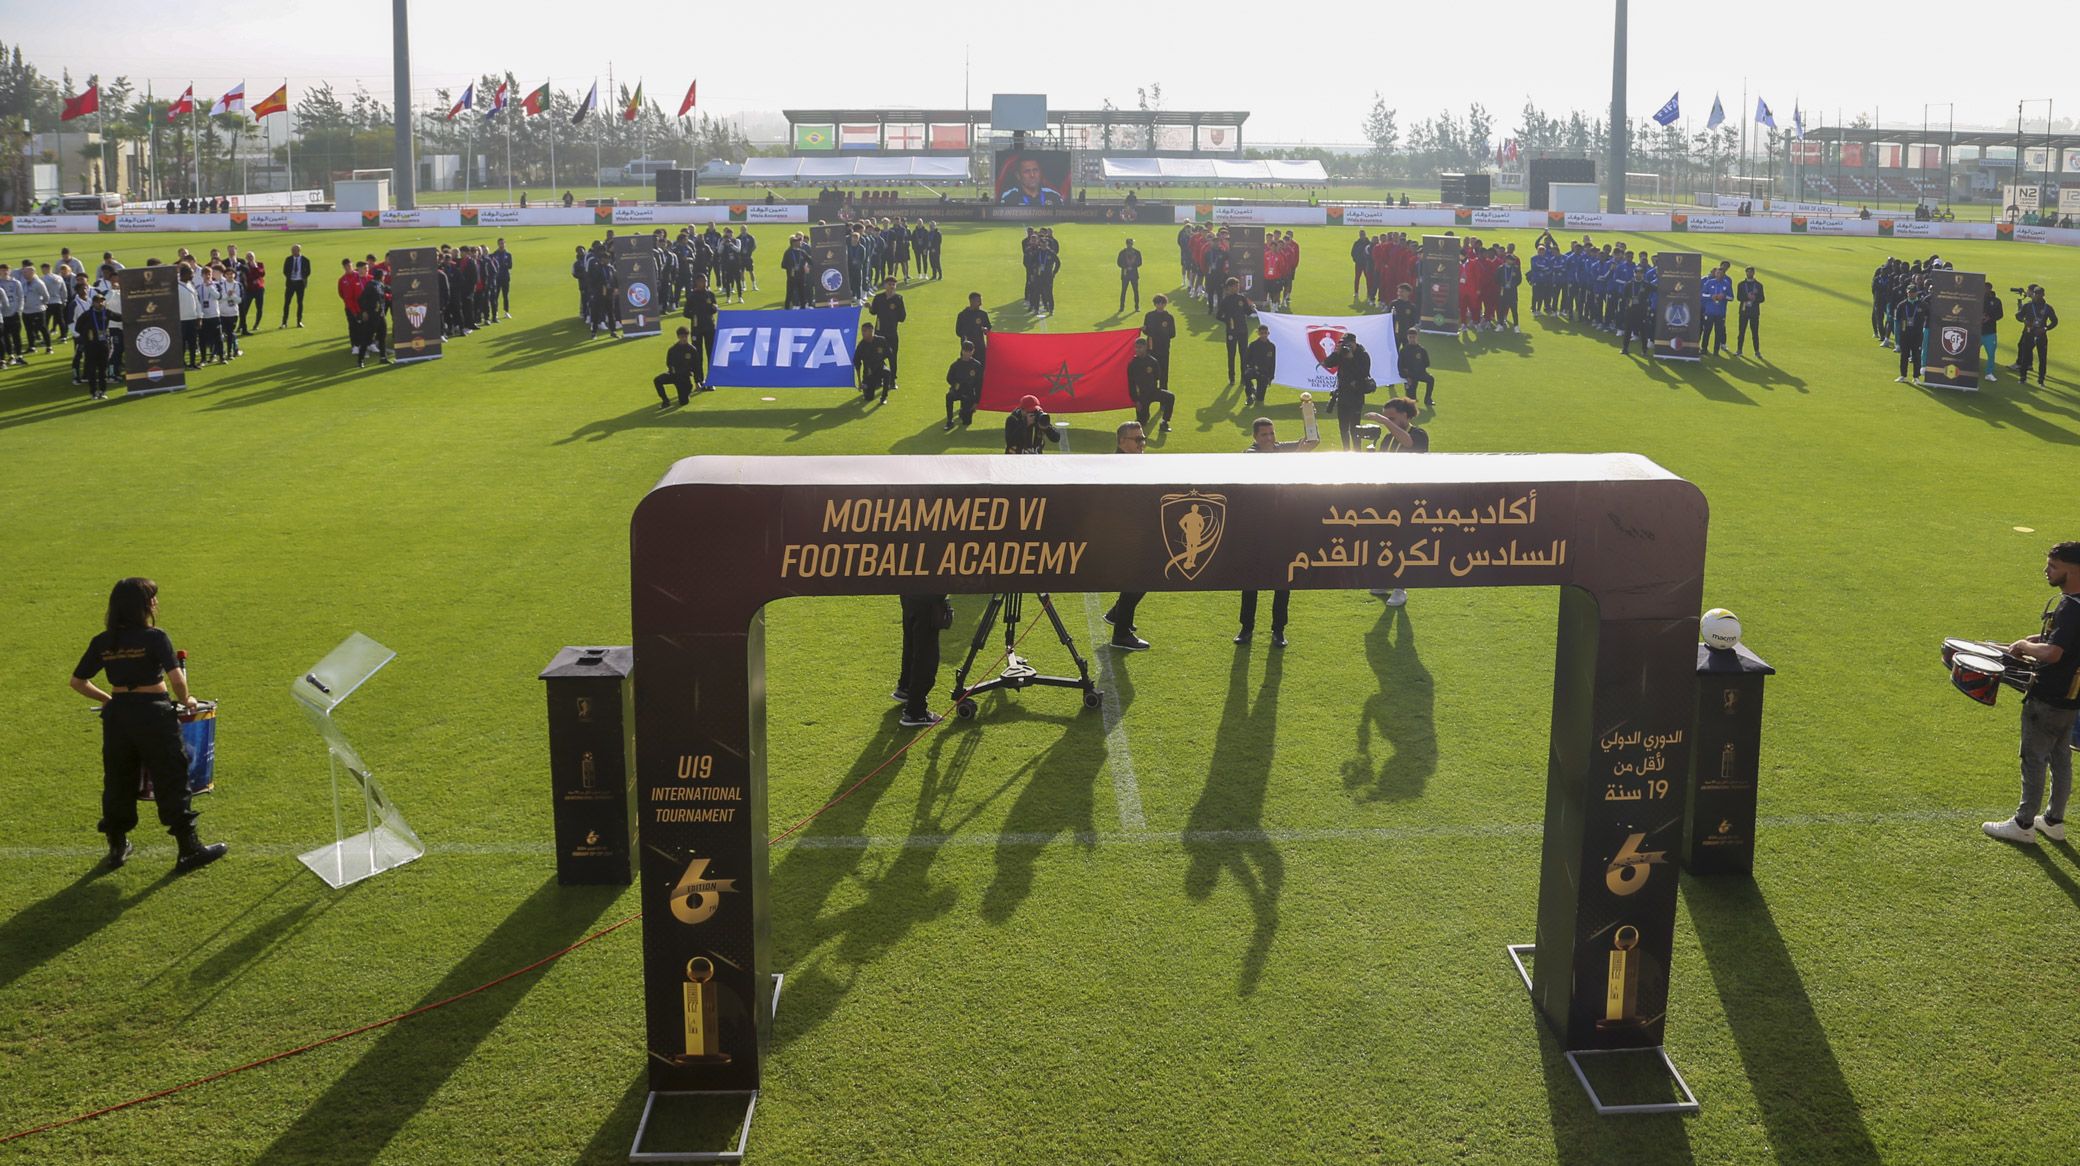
top-left (979, 330), bottom-right (1139, 414)
top-left (62, 84), bottom-right (99, 122)
top-left (677, 80), bottom-right (697, 118)
top-left (252, 84), bottom-right (288, 119)
top-left (521, 82), bottom-right (550, 117)
top-left (572, 81), bottom-right (596, 125)
top-left (447, 83), bottom-right (474, 120)
top-left (167, 85), bottom-right (194, 120)
top-left (621, 81), bottom-right (643, 122)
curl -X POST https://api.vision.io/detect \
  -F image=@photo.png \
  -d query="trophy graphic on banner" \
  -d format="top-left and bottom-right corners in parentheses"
top-left (1600, 925), bottom-right (1644, 1031)
top-left (1300, 392), bottom-right (1320, 445)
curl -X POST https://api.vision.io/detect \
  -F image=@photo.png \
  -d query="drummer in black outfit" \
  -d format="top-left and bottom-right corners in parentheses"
top-left (67, 578), bottom-right (227, 872)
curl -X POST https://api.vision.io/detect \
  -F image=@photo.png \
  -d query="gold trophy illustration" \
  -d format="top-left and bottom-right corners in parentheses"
top-left (1599, 925), bottom-right (1644, 1031)
top-left (672, 956), bottom-right (731, 1065)
top-left (1299, 392), bottom-right (1320, 445)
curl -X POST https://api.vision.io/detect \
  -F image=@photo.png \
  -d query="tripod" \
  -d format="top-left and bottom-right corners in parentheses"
top-left (949, 592), bottom-right (1101, 719)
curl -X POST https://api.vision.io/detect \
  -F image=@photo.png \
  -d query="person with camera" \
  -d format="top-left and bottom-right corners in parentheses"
top-left (1104, 421), bottom-right (1152, 652)
top-left (1004, 394), bottom-right (1061, 454)
top-left (1236, 417), bottom-right (1319, 647)
top-left (943, 340), bottom-right (983, 431)
top-left (894, 593), bottom-right (951, 729)
top-left (1319, 332), bottom-right (1374, 450)
top-left (1127, 336), bottom-right (1173, 434)
top-left (1983, 541), bottom-right (2080, 845)
top-left (68, 578), bottom-right (228, 873)
top-left (2013, 285), bottom-right (2058, 388)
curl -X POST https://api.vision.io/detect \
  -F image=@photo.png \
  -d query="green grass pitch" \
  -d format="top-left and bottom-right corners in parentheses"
top-left (1, 218), bottom-right (2077, 1164)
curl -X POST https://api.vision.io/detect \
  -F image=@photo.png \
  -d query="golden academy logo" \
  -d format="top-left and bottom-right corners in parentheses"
top-left (1604, 831), bottom-right (1668, 896)
top-left (669, 856), bottom-right (739, 925)
top-left (1160, 490), bottom-right (1227, 581)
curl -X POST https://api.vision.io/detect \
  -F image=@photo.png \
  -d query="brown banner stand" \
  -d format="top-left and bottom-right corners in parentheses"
top-left (627, 452), bottom-right (1710, 1150)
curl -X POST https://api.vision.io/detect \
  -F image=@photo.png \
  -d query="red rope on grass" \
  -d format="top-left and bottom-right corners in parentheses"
top-left (0, 910), bottom-right (643, 1147)
top-left (5, 607), bottom-right (1044, 1145)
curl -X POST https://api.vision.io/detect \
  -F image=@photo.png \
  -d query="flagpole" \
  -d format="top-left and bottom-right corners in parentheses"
top-left (505, 83), bottom-right (514, 205)
top-left (286, 80), bottom-right (295, 197)
top-left (549, 84), bottom-right (558, 194)
top-left (594, 74), bottom-right (603, 201)
top-left (97, 79), bottom-right (107, 195)
top-left (1738, 79), bottom-right (1748, 202)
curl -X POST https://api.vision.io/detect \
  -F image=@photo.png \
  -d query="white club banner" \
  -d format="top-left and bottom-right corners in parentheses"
top-left (1255, 311), bottom-right (1403, 391)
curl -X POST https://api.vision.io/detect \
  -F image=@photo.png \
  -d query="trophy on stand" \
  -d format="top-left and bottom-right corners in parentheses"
top-left (1300, 392), bottom-right (1321, 445)
top-left (293, 633), bottom-right (424, 889)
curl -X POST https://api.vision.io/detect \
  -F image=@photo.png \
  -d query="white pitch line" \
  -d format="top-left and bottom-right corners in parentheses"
top-left (0, 808), bottom-right (1977, 862)
top-left (1081, 589), bottom-right (1149, 831)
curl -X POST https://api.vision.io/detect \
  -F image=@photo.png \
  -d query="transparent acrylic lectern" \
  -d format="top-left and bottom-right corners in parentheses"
top-left (294, 633), bottom-right (425, 888)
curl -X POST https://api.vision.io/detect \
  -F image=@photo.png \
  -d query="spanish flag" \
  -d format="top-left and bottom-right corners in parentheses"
top-left (252, 84), bottom-right (289, 120)
top-left (621, 81), bottom-right (642, 123)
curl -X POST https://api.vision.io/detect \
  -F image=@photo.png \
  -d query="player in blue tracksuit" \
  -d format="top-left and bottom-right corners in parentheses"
top-left (1699, 264), bottom-right (1732, 355)
top-left (1608, 254), bottom-right (1636, 332)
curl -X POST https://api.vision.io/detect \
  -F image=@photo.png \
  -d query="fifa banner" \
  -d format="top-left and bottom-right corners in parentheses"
top-left (705, 307), bottom-right (857, 388)
top-left (610, 236), bottom-right (663, 338)
top-left (1649, 252), bottom-right (1702, 361)
top-left (1255, 312), bottom-right (1403, 392)
top-left (1228, 225), bottom-right (1267, 307)
top-left (808, 223), bottom-right (852, 308)
top-left (1922, 270), bottom-right (1987, 392)
top-left (114, 266), bottom-right (185, 396)
top-left (1417, 236), bottom-right (1459, 334)
top-left (386, 248), bottom-right (445, 364)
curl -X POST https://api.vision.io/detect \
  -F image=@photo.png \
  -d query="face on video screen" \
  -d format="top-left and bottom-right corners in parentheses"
top-left (996, 150), bottom-right (1070, 206)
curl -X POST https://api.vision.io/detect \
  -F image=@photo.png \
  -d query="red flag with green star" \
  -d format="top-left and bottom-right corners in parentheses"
top-left (979, 329), bottom-right (1138, 413)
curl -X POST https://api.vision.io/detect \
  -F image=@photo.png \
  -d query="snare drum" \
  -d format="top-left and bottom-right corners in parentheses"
top-left (137, 700), bottom-right (219, 800)
top-left (1949, 653), bottom-right (2005, 707)
top-left (1940, 637), bottom-right (1999, 668)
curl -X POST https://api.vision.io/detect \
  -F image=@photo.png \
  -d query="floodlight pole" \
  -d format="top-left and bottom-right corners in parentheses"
top-left (392, 0), bottom-right (416, 209)
top-left (1607, 0), bottom-right (1627, 212)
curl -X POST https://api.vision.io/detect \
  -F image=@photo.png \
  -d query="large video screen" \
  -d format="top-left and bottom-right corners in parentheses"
top-left (993, 149), bottom-right (1072, 207)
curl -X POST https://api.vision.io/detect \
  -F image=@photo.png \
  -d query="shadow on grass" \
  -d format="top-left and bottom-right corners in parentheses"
top-left (556, 394), bottom-right (866, 444)
top-left (1683, 874), bottom-right (1883, 1165)
top-left (1343, 605), bottom-right (1436, 802)
top-left (0, 864), bottom-right (166, 992)
top-left (980, 706), bottom-right (1106, 924)
top-left (257, 877), bottom-right (622, 1166)
top-left (1920, 379), bottom-right (2080, 446)
top-left (1183, 648), bottom-right (1285, 996)
top-left (1537, 1025), bottom-right (1698, 1166)
top-left (1638, 352), bottom-right (1759, 405)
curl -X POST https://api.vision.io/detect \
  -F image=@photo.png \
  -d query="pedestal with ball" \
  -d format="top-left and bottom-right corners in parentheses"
top-left (1682, 608), bottom-right (1774, 875)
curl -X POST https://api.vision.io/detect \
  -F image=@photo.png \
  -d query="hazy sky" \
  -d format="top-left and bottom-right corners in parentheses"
top-left (8, 0), bottom-right (2067, 144)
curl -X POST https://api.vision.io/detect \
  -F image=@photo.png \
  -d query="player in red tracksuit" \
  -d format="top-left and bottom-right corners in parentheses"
top-left (1458, 255), bottom-right (1480, 332)
top-left (1477, 248), bottom-right (1503, 329)
top-left (338, 258), bottom-right (367, 357)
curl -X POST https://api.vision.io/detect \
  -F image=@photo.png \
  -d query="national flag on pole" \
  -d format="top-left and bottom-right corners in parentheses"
top-left (521, 81), bottom-right (550, 118)
top-left (1794, 105), bottom-right (1805, 141)
top-left (573, 81), bottom-right (597, 125)
top-left (978, 330), bottom-right (1139, 414)
top-left (252, 84), bottom-right (289, 120)
top-left (62, 83), bottom-right (99, 121)
top-left (485, 80), bottom-right (509, 118)
top-left (211, 82), bottom-right (245, 117)
top-left (1706, 94), bottom-right (1725, 131)
top-left (167, 85), bottom-right (194, 121)
top-left (1505, 139), bottom-right (1519, 163)
top-left (447, 84), bottom-right (474, 120)
top-left (676, 80), bottom-right (697, 118)
top-left (621, 82), bottom-right (643, 122)
top-left (1755, 98), bottom-right (1776, 129)
top-left (1653, 92), bottom-right (1680, 127)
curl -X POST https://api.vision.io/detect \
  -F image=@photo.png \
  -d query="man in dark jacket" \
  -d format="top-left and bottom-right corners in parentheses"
top-left (356, 270), bottom-right (390, 367)
top-left (1319, 332), bottom-right (1373, 449)
top-left (654, 326), bottom-right (700, 408)
top-left (1242, 324), bottom-right (1276, 408)
top-left (1128, 337), bottom-right (1174, 433)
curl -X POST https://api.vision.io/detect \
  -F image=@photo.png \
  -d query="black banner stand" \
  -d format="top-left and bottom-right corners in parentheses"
top-left (1506, 944), bottom-right (1701, 1115)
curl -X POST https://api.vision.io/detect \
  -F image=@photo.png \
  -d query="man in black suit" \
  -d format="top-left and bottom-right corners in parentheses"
top-left (279, 243), bottom-right (311, 328)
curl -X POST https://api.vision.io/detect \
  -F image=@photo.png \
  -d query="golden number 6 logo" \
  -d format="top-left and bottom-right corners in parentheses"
top-left (1605, 831), bottom-right (1666, 896)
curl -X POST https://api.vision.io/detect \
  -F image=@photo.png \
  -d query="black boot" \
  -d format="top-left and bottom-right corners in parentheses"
top-left (174, 829), bottom-right (227, 873)
top-left (105, 834), bottom-right (132, 869)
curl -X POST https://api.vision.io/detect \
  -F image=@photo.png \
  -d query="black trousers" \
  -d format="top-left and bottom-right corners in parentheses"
top-left (897, 595), bottom-right (943, 719)
top-left (1151, 345), bottom-right (1171, 392)
top-left (859, 368), bottom-right (891, 401)
top-left (1404, 371), bottom-right (1435, 403)
top-left (945, 389), bottom-right (978, 424)
top-left (1135, 389), bottom-right (1176, 429)
top-left (23, 309), bottom-right (48, 349)
top-left (1225, 330), bottom-right (1247, 379)
top-left (655, 372), bottom-right (692, 405)
top-left (883, 330), bottom-right (900, 378)
top-left (2017, 332), bottom-right (2049, 381)
top-left (1872, 300), bottom-right (1888, 338)
top-left (1238, 590), bottom-right (1289, 635)
top-left (240, 288), bottom-right (264, 332)
top-left (99, 696), bottom-right (197, 839)
top-left (1737, 310), bottom-right (1761, 352)
top-left (1898, 328), bottom-right (1924, 377)
top-left (1242, 372), bottom-right (1269, 405)
top-left (1336, 408), bottom-right (1366, 450)
top-left (281, 280), bottom-right (306, 325)
top-left (1120, 273), bottom-right (1139, 311)
top-left (79, 339), bottom-right (107, 392)
top-left (1702, 315), bottom-right (1727, 353)
top-left (1107, 592), bottom-right (1144, 638)
top-left (182, 319), bottom-right (202, 366)
top-left (365, 314), bottom-right (388, 357)
top-left (0, 314), bottom-right (20, 358)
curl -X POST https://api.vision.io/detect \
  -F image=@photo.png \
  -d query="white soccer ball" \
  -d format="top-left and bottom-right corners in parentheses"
top-left (1701, 608), bottom-right (1742, 651)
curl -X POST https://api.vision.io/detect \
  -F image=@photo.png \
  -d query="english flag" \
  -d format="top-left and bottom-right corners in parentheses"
top-left (521, 81), bottom-right (550, 117)
top-left (167, 85), bottom-right (194, 121)
top-left (61, 83), bottom-right (99, 122)
top-left (677, 80), bottom-right (697, 118)
top-left (978, 330), bottom-right (1139, 414)
top-left (621, 81), bottom-right (643, 122)
top-left (447, 83), bottom-right (474, 120)
top-left (252, 84), bottom-right (289, 120)
top-left (211, 82), bottom-right (245, 117)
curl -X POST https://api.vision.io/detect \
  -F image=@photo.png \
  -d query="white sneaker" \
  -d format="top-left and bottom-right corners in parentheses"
top-left (2034, 816), bottom-right (2067, 842)
top-left (1984, 818), bottom-right (2038, 845)
top-left (1894, 376), bottom-right (1908, 383)
top-left (1986, 371), bottom-right (1998, 382)
top-left (1384, 589), bottom-right (1408, 606)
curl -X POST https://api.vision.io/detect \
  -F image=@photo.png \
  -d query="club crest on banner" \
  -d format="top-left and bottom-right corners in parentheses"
top-left (1663, 303), bottom-right (1692, 328)
top-left (819, 267), bottom-right (844, 292)
top-left (1306, 326), bottom-right (1347, 365)
top-left (136, 326), bottom-right (171, 358)
top-left (405, 304), bottom-right (427, 329)
top-left (1160, 490), bottom-right (1227, 581)
top-left (1940, 325), bottom-right (1969, 357)
top-left (628, 282), bottom-right (652, 308)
